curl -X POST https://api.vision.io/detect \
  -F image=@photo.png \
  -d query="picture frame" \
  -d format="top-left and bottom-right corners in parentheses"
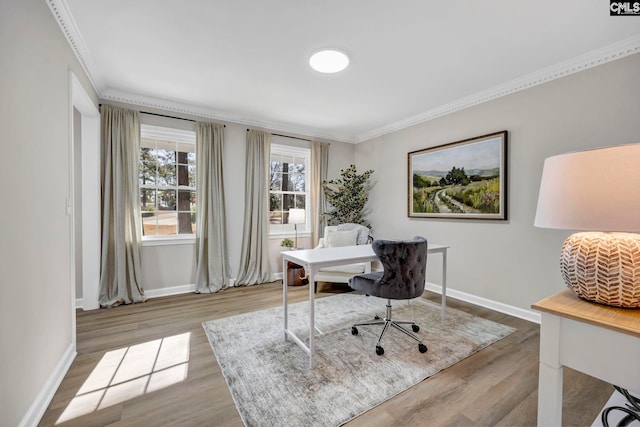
top-left (408, 131), bottom-right (508, 220)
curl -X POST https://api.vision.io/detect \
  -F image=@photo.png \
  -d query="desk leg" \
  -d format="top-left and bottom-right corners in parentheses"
top-left (283, 256), bottom-right (288, 341)
top-left (537, 313), bottom-right (563, 427)
top-left (441, 250), bottom-right (447, 320)
top-left (308, 266), bottom-right (316, 369)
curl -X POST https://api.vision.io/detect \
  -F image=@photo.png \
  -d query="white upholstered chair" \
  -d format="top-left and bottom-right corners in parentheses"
top-left (313, 224), bottom-right (372, 291)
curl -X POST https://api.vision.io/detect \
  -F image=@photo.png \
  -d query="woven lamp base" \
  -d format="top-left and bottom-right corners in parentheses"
top-left (560, 232), bottom-right (640, 308)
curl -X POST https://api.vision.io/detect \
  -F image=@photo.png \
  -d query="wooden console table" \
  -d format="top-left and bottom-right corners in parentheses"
top-left (532, 289), bottom-right (640, 426)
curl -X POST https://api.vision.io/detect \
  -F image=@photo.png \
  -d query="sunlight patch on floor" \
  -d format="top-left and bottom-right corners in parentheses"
top-left (56, 332), bottom-right (191, 424)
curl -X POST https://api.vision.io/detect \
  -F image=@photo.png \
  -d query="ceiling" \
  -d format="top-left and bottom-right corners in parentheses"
top-left (54, 0), bottom-right (640, 142)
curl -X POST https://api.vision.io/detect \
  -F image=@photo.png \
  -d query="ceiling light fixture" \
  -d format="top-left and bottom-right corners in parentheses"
top-left (309, 49), bottom-right (349, 73)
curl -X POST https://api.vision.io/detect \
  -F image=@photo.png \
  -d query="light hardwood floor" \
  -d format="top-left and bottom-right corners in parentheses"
top-left (39, 282), bottom-right (612, 426)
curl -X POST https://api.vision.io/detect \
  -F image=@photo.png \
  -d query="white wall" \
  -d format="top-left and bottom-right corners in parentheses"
top-left (355, 53), bottom-right (640, 312)
top-left (0, 0), bottom-right (99, 425)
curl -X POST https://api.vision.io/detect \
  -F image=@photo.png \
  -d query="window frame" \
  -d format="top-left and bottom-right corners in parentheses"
top-left (269, 143), bottom-right (311, 237)
top-left (139, 124), bottom-right (197, 243)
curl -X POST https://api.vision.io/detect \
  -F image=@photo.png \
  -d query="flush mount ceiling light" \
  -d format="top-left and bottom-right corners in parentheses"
top-left (309, 49), bottom-right (349, 73)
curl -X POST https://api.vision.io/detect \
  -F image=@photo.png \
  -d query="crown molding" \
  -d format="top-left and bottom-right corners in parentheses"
top-left (101, 89), bottom-right (355, 143)
top-left (46, 0), bottom-right (104, 93)
top-left (44, 0), bottom-right (349, 142)
top-left (47, 0), bottom-right (638, 145)
top-left (356, 35), bottom-right (640, 143)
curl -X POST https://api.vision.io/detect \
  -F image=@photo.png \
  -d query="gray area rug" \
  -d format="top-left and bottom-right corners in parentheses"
top-left (202, 293), bottom-right (515, 427)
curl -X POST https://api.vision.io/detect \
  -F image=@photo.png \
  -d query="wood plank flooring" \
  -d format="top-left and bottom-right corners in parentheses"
top-left (39, 282), bottom-right (612, 426)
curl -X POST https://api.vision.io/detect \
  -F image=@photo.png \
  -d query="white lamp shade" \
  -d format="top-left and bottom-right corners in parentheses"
top-left (534, 144), bottom-right (640, 232)
top-left (288, 208), bottom-right (306, 225)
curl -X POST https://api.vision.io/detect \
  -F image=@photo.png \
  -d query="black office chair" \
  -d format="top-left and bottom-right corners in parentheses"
top-left (348, 236), bottom-right (428, 356)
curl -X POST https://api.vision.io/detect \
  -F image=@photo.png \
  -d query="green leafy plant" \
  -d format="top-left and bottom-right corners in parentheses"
top-left (322, 164), bottom-right (374, 228)
top-left (280, 237), bottom-right (295, 248)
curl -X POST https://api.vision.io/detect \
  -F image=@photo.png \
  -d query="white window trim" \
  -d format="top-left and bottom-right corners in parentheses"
top-left (269, 231), bottom-right (312, 239)
top-left (141, 235), bottom-right (196, 247)
top-left (142, 124), bottom-right (196, 143)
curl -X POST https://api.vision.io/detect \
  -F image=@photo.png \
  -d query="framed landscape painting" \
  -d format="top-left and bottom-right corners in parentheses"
top-left (408, 131), bottom-right (508, 220)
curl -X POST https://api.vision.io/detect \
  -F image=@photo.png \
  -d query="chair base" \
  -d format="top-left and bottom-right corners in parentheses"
top-left (351, 299), bottom-right (428, 355)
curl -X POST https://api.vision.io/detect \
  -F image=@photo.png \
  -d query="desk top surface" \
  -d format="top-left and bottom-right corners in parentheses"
top-left (532, 289), bottom-right (640, 338)
top-left (281, 243), bottom-right (448, 266)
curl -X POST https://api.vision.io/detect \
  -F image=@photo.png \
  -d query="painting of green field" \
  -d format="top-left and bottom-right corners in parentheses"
top-left (408, 131), bottom-right (507, 220)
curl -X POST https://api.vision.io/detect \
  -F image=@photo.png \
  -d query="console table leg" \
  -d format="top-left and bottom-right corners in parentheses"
top-left (538, 313), bottom-right (563, 426)
top-left (538, 362), bottom-right (563, 426)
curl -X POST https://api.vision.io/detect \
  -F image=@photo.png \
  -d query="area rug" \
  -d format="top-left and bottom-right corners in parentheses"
top-left (202, 293), bottom-right (515, 427)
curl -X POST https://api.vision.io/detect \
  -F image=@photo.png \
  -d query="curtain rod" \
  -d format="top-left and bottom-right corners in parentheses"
top-left (246, 129), bottom-right (311, 142)
top-left (140, 110), bottom-right (197, 123)
top-left (139, 111), bottom-right (225, 127)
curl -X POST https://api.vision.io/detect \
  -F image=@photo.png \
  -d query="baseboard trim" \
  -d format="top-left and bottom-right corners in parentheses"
top-left (19, 343), bottom-right (76, 427)
top-left (424, 282), bottom-right (541, 324)
top-left (75, 284), bottom-right (199, 309)
top-left (76, 281), bottom-right (541, 324)
top-left (144, 284), bottom-right (197, 299)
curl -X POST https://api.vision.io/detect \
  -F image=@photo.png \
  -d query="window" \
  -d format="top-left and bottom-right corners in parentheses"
top-left (139, 124), bottom-right (196, 238)
top-left (269, 143), bottom-right (310, 234)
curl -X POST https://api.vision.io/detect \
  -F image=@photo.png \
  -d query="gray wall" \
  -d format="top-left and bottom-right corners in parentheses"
top-left (0, 0), bottom-right (99, 425)
top-left (355, 53), bottom-right (640, 312)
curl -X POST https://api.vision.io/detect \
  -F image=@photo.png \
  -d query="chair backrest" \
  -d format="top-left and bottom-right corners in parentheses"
top-left (324, 223), bottom-right (371, 245)
top-left (372, 236), bottom-right (428, 299)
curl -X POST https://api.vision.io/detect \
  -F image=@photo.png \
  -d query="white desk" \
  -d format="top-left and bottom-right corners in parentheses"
top-left (532, 289), bottom-right (640, 426)
top-left (282, 243), bottom-right (449, 369)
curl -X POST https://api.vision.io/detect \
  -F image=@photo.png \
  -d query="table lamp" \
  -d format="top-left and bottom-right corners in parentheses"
top-left (288, 208), bottom-right (306, 249)
top-left (534, 143), bottom-right (640, 307)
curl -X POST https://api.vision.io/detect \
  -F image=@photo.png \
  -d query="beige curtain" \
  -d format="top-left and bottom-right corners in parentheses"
top-left (311, 141), bottom-right (330, 246)
top-left (195, 122), bottom-right (230, 293)
top-left (99, 104), bottom-right (146, 307)
top-left (235, 130), bottom-right (271, 285)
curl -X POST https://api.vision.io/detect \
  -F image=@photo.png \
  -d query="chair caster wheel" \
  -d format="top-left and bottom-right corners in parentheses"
top-left (418, 343), bottom-right (428, 353)
top-left (412, 324), bottom-right (420, 333)
top-left (376, 346), bottom-right (384, 356)
top-left (351, 326), bottom-right (358, 335)
top-left (374, 315), bottom-right (381, 320)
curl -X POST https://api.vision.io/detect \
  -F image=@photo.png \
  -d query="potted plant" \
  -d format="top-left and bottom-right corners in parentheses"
top-left (322, 164), bottom-right (374, 227)
top-left (280, 237), bottom-right (295, 250)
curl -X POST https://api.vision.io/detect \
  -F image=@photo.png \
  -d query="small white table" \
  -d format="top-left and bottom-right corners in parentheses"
top-left (282, 243), bottom-right (449, 369)
top-left (532, 289), bottom-right (640, 426)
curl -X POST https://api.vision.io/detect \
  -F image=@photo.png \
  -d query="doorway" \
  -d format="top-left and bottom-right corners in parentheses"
top-left (69, 72), bottom-right (100, 329)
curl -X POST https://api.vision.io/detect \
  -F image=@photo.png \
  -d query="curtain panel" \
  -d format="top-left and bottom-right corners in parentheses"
top-left (235, 130), bottom-right (271, 285)
top-left (99, 104), bottom-right (146, 307)
top-left (195, 122), bottom-right (231, 293)
top-left (311, 141), bottom-right (330, 246)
